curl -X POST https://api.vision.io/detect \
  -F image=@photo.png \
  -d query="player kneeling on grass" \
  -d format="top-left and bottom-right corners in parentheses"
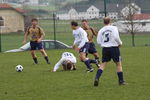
top-left (23, 18), bottom-right (50, 64)
top-left (53, 52), bottom-right (77, 72)
top-left (94, 17), bottom-right (127, 86)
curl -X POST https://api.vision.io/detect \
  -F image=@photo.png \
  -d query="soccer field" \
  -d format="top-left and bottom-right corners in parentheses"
top-left (0, 46), bottom-right (150, 100)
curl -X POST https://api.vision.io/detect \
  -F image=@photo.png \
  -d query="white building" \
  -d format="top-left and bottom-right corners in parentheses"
top-left (57, 5), bottom-right (118, 20)
top-left (113, 13), bottom-right (150, 33)
top-left (24, 0), bottom-right (39, 5)
top-left (0, 0), bottom-right (5, 3)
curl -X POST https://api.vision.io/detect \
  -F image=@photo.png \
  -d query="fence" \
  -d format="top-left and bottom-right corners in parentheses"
top-left (0, 0), bottom-right (150, 52)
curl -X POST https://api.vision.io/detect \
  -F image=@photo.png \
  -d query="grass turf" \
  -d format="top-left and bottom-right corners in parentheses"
top-left (0, 46), bottom-right (150, 100)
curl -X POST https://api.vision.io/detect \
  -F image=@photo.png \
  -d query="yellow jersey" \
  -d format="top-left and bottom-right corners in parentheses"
top-left (83, 27), bottom-right (98, 42)
top-left (26, 26), bottom-right (45, 41)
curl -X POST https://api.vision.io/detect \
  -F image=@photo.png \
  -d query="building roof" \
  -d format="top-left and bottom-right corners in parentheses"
top-left (133, 14), bottom-right (150, 20)
top-left (57, 0), bottom-right (126, 13)
top-left (0, 3), bottom-right (24, 14)
top-left (0, 3), bottom-right (12, 8)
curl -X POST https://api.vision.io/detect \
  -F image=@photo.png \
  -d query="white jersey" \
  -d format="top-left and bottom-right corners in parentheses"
top-left (73, 27), bottom-right (89, 48)
top-left (97, 25), bottom-right (122, 47)
top-left (53, 52), bottom-right (77, 72)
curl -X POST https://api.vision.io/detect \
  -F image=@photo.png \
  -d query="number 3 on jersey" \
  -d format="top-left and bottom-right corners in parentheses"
top-left (103, 31), bottom-right (111, 43)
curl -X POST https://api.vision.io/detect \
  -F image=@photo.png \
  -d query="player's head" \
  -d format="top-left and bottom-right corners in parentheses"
top-left (62, 60), bottom-right (73, 71)
top-left (71, 21), bottom-right (78, 30)
top-left (103, 17), bottom-right (111, 25)
top-left (31, 18), bottom-right (38, 26)
top-left (81, 19), bottom-right (89, 28)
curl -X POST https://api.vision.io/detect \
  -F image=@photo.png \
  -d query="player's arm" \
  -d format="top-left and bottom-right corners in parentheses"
top-left (53, 58), bottom-right (64, 72)
top-left (78, 30), bottom-right (87, 49)
top-left (23, 28), bottom-right (29, 44)
top-left (38, 28), bottom-right (45, 42)
top-left (97, 30), bottom-right (102, 45)
top-left (72, 37), bottom-right (80, 51)
top-left (114, 27), bottom-right (122, 47)
top-left (91, 27), bottom-right (98, 36)
top-left (72, 44), bottom-right (80, 52)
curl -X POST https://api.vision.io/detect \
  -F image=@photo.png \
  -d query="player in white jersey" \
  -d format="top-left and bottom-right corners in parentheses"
top-left (71, 21), bottom-right (98, 72)
top-left (53, 52), bottom-right (77, 72)
top-left (94, 17), bottom-right (127, 86)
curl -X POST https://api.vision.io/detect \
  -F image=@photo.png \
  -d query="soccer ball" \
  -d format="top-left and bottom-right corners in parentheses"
top-left (16, 65), bottom-right (23, 72)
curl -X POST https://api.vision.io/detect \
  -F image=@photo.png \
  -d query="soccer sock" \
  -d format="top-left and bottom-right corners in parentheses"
top-left (44, 56), bottom-right (50, 64)
top-left (33, 57), bottom-right (38, 64)
top-left (95, 57), bottom-right (100, 64)
top-left (95, 69), bottom-right (103, 80)
top-left (117, 72), bottom-right (124, 82)
top-left (84, 59), bottom-right (92, 70)
top-left (89, 59), bottom-right (97, 64)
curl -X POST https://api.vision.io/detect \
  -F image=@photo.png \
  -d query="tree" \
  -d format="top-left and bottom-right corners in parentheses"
top-left (120, 0), bottom-right (142, 46)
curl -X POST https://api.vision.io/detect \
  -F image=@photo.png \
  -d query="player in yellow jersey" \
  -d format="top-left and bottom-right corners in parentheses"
top-left (81, 20), bottom-right (100, 67)
top-left (23, 18), bottom-right (50, 64)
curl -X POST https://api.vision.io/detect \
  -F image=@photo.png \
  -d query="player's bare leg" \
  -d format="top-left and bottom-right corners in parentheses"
top-left (31, 50), bottom-right (38, 64)
top-left (115, 62), bottom-right (127, 85)
top-left (93, 52), bottom-right (100, 67)
top-left (40, 49), bottom-right (50, 64)
top-left (94, 62), bottom-right (107, 86)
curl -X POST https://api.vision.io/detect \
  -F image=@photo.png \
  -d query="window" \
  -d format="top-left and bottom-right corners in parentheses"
top-left (0, 16), bottom-right (4, 26)
top-left (142, 22), bottom-right (146, 26)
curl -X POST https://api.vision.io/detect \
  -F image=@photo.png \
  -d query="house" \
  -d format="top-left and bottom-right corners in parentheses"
top-left (57, 5), bottom-right (118, 20)
top-left (56, 1), bottom-right (126, 20)
top-left (113, 14), bottom-right (150, 33)
top-left (29, 0), bottom-right (39, 5)
top-left (0, 3), bottom-right (25, 33)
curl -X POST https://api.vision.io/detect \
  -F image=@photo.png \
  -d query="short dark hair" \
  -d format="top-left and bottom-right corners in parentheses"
top-left (66, 63), bottom-right (73, 70)
top-left (103, 17), bottom-right (111, 25)
top-left (71, 21), bottom-right (78, 26)
top-left (81, 19), bottom-right (88, 22)
top-left (31, 18), bottom-right (38, 22)
top-left (62, 61), bottom-right (73, 70)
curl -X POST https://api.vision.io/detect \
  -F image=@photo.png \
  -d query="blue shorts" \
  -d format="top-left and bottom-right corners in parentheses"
top-left (30, 41), bottom-right (44, 50)
top-left (102, 47), bottom-right (121, 63)
top-left (88, 42), bottom-right (97, 54)
top-left (79, 43), bottom-right (89, 54)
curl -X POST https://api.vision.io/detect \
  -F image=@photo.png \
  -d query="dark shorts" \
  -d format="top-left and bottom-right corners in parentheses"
top-left (30, 41), bottom-right (44, 50)
top-left (102, 47), bottom-right (121, 63)
top-left (88, 42), bottom-right (97, 54)
top-left (79, 42), bottom-right (89, 54)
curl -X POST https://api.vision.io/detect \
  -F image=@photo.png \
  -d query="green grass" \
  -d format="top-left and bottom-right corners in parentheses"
top-left (0, 46), bottom-right (150, 100)
top-left (0, 19), bottom-right (150, 99)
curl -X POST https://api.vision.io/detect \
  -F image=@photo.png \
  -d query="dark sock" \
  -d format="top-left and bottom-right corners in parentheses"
top-left (95, 69), bottom-right (103, 80)
top-left (84, 59), bottom-right (92, 70)
top-left (33, 57), bottom-right (38, 64)
top-left (89, 59), bottom-right (97, 64)
top-left (44, 56), bottom-right (50, 64)
top-left (95, 57), bottom-right (100, 64)
top-left (117, 72), bottom-right (124, 82)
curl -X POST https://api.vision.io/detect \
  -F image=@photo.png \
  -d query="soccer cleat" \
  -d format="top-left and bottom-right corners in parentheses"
top-left (33, 58), bottom-right (38, 64)
top-left (34, 61), bottom-right (38, 64)
top-left (94, 79), bottom-right (99, 86)
top-left (86, 68), bottom-right (94, 73)
top-left (47, 61), bottom-right (51, 64)
top-left (95, 59), bottom-right (100, 68)
top-left (119, 81), bottom-right (128, 85)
